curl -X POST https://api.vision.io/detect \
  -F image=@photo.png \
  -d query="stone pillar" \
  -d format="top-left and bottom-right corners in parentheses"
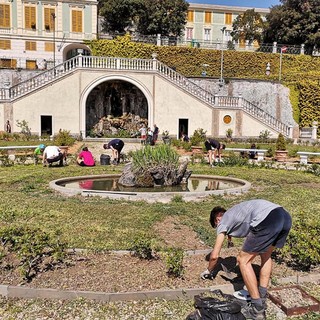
top-left (152, 53), bottom-right (158, 71)
top-left (300, 44), bottom-right (305, 55)
top-left (157, 34), bottom-right (161, 46)
top-left (3, 76), bottom-right (10, 100)
top-left (299, 154), bottom-right (308, 165)
top-left (256, 151), bottom-right (265, 162)
top-left (237, 93), bottom-right (242, 108)
top-left (78, 54), bottom-right (83, 67)
top-left (272, 42), bottom-right (277, 54)
top-left (245, 40), bottom-right (250, 51)
top-left (312, 121), bottom-right (318, 140)
top-left (288, 125), bottom-right (293, 139)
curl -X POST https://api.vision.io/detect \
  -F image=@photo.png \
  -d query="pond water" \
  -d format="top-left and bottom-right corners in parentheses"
top-left (51, 174), bottom-right (250, 202)
top-left (61, 176), bottom-right (241, 193)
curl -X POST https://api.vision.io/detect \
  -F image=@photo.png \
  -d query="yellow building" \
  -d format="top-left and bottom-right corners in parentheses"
top-left (0, 0), bottom-right (97, 70)
top-left (183, 3), bottom-right (269, 49)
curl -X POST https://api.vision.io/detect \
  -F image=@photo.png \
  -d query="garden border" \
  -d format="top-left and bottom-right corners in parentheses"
top-left (0, 274), bottom-right (319, 303)
top-left (1, 247), bottom-right (319, 303)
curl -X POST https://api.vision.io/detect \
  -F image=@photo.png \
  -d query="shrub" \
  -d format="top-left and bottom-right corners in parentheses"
top-left (0, 226), bottom-right (66, 281)
top-left (278, 212), bottom-right (320, 270)
top-left (53, 129), bottom-right (76, 146)
top-left (307, 163), bottom-right (320, 176)
top-left (259, 130), bottom-right (271, 143)
top-left (226, 128), bottom-right (233, 139)
top-left (0, 152), bottom-right (14, 167)
top-left (130, 234), bottom-right (155, 260)
top-left (217, 154), bottom-right (249, 166)
top-left (275, 133), bottom-right (287, 151)
top-left (16, 120), bottom-right (31, 139)
top-left (190, 128), bottom-right (206, 146)
top-left (162, 247), bottom-right (184, 278)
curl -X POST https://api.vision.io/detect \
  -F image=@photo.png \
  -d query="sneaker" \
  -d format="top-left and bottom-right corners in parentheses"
top-left (234, 290), bottom-right (267, 309)
top-left (233, 289), bottom-right (251, 301)
top-left (241, 303), bottom-right (266, 320)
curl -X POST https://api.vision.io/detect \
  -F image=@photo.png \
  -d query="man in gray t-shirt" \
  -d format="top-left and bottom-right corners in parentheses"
top-left (200, 199), bottom-right (292, 320)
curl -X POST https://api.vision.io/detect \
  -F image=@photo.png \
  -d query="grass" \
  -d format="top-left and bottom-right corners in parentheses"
top-left (0, 160), bottom-right (319, 319)
top-left (1, 162), bottom-right (320, 250)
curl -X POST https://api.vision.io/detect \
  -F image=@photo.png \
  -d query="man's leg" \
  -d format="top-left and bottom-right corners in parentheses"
top-left (259, 246), bottom-right (274, 288)
top-left (238, 251), bottom-right (266, 319)
top-left (237, 251), bottom-right (260, 299)
top-left (208, 150), bottom-right (213, 165)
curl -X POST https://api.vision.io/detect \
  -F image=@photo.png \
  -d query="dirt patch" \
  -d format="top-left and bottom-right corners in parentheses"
top-left (153, 216), bottom-right (210, 250)
top-left (0, 216), bottom-right (315, 294)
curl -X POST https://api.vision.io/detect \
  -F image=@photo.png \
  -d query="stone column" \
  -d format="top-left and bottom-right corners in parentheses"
top-left (272, 42), bottom-right (277, 54)
top-left (78, 54), bottom-right (83, 67)
top-left (312, 121), bottom-right (318, 140)
top-left (288, 125), bottom-right (293, 139)
top-left (157, 34), bottom-right (161, 46)
top-left (3, 76), bottom-right (11, 100)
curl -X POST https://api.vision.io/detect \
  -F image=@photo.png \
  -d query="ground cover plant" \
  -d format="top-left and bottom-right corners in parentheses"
top-left (0, 159), bottom-right (319, 318)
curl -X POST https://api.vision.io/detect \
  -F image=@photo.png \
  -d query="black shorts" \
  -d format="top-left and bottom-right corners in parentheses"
top-left (79, 161), bottom-right (95, 167)
top-left (114, 141), bottom-right (124, 152)
top-left (242, 207), bottom-right (292, 253)
top-left (205, 141), bottom-right (215, 151)
top-left (47, 152), bottom-right (63, 164)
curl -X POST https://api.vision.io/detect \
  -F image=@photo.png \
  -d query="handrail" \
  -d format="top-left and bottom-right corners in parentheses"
top-left (0, 55), bottom-right (290, 136)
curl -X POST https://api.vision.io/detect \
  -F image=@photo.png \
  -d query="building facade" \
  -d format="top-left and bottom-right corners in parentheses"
top-left (183, 3), bottom-right (269, 49)
top-left (0, 0), bottom-right (97, 70)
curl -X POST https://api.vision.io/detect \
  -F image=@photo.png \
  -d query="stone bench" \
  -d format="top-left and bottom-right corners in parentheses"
top-left (0, 145), bottom-right (38, 162)
top-left (297, 151), bottom-right (320, 164)
top-left (225, 148), bottom-right (268, 162)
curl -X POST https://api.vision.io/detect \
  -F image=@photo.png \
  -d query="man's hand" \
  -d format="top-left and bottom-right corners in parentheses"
top-left (200, 269), bottom-right (213, 280)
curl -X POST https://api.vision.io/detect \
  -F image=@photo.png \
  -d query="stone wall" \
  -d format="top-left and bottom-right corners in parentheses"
top-left (192, 78), bottom-right (297, 128)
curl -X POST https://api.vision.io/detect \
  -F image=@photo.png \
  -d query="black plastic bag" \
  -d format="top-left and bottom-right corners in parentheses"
top-left (186, 290), bottom-right (245, 320)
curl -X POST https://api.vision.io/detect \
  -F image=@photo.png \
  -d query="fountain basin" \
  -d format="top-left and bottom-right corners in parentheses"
top-left (50, 174), bottom-right (251, 203)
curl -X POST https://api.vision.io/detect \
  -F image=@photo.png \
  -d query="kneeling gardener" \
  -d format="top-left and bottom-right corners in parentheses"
top-left (201, 199), bottom-right (292, 320)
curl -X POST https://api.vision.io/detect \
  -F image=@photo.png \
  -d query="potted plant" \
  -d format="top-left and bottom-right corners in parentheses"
top-left (275, 133), bottom-right (288, 162)
top-left (226, 128), bottom-right (233, 141)
top-left (162, 130), bottom-right (170, 144)
top-left (53, 129), bottom-right (76, 155)
top-left (31, 23), bottom-right (36, 30)
top-left (45, 24), bottom-right (50, 31)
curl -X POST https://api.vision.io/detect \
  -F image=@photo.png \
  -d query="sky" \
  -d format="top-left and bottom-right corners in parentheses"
top-left (189, 0), bottom-right (281, 9)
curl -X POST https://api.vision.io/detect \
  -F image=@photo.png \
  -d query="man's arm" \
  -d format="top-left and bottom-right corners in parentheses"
top-left (42, 152), bottom-right (47, 164)
top-left (208, 232), bottom-right (226, 272)
top-left (200, 232), bottom-right (226, 279)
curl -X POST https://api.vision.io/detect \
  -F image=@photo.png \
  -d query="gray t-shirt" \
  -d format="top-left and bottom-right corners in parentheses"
top-left (216, 199), bottom-right (281, 237)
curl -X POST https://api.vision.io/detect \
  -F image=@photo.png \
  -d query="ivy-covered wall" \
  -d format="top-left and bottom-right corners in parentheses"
top-left (87, 35), bottom-right (320, 128)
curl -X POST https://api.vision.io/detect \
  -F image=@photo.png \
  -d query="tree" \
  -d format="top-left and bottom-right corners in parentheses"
top-left (231, 9), bottom-right (265, 45)
top-left (263, 0), bottom-right (320, 53)
top-left (136, 0), bottom-right (189, 37)
top-left (100, 0), bottom-right (189, 37)
top-left (99, 0), bottom-right (140, 34)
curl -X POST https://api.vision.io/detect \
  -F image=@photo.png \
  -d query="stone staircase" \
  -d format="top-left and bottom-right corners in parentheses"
top-left (0, 55), bottom-right (291, 137)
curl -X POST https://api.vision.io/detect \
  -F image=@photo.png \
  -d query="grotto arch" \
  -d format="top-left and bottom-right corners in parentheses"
top-left (80, 75), bottom-right (153, 137)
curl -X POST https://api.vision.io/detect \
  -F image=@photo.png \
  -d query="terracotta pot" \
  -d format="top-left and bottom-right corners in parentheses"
top-left (275, 150), bottom-right (288, 162)
top-left (59, 146), bottom-right (69, 155)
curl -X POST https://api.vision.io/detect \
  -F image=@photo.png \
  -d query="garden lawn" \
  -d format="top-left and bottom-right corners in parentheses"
top-left (0, 162), bottom-right (320, 319)
top-left (0, 163), bottom-right (319, 251)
